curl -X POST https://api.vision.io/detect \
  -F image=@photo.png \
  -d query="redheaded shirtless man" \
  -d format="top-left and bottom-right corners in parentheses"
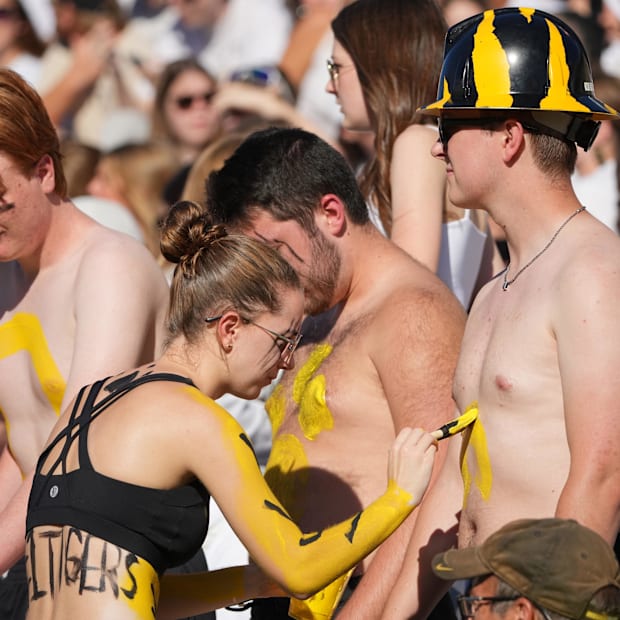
top-left (0, 68), bottom-right (168, 618)
top-left (207, 126), bottom-right (466, 619)
top-left (381, 8), bottom-right (620, 618)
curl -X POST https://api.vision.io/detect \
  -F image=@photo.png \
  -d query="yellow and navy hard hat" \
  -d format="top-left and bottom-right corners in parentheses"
top-left (420, 7), bottom-right (618, 147)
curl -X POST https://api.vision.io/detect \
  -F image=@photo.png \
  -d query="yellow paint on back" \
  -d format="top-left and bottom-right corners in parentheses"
top-left (0, 313), bottom-right (65, 414)
top-left (460, 403), bottom-right (492, 507)
top-left (540, 19), bottom-right (590, 112)
top-left (119, 556), bottom-right (159, 619)
top-left (472, 11), bottom-right (512, 108)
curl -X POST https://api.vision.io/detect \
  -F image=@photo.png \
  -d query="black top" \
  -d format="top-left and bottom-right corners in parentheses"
top-left (26, 370), bottom-right (210, 575)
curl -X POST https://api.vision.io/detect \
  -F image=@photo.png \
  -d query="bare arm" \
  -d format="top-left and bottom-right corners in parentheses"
top-left (380, 437), bottom-right (463, 619)
top-left (337, 286), bottom-right (465, 618)
top-left (42, 22), bottom-right (117, 127)
top-left (0, 471), bottom-right (33, 573)
top-left (554, 251), bottom-right (620, 543)
top-left (212, 82), bottom-right (339, 149)
top-left (389, 125), bottom-right (445, 272)
top-left (157, 565), bottom-right (284, 620)
top-left (179, 393), bottom-right (437, 600)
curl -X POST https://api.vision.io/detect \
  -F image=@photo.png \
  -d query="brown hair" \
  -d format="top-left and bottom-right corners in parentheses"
top-left (151, 58), bottom-right (219, 149)
top-left (181, 131), bottom-right (250, 205)
top-left (0, 69), bottom-right (67, 197)
top-left (160, 200), bottom-right (301, 346)
top-left (332, 0), bottom-right (446, 234)
top-left (528, 133), bottom-right (577, 178)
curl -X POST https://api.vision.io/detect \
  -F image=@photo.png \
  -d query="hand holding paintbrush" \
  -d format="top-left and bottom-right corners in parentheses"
top-left (431, 404), bottom-right (478, 441)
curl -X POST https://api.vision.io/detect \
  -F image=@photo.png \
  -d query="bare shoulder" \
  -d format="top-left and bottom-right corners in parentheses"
top-left (76, 224), bottom-right (167, 290)
top-left (375, 257), bottom-right (466, 337)
top-left (558, 221), bottom-right (620, 286)
top-left (394, 123), bottom-right (438, 150)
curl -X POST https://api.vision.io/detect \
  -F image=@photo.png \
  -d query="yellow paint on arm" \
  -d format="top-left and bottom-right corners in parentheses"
top-left (472, 11), bottom-right (512, 108)
top-left (0, 313), bottom-right (66, 415)
top-left (460, 402), bottom-right (492, 507)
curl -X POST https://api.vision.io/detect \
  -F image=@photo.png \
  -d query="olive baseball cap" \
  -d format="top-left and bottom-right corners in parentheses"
top-left (432, 518), bottom-right (620, 619)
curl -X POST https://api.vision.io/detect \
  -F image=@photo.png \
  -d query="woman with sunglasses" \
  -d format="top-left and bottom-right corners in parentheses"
top-left (24, 199), bottom-right (438, 620)
top-left (328, 0), bottom-right (504, 310)
top-left (152, 58), bottom-right (222, 169)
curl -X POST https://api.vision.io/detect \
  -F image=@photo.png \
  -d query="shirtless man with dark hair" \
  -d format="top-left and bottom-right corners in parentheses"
top-left (207, 126), bottom-right (466, 619)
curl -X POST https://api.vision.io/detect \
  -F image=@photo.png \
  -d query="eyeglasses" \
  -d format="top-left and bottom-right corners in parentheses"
top-left (457, 595), bottom-right (519, 618)
top-left (174, 91), bottom-right (216, 110)
top-left (205, 315), bottom-right (302, 365)
top-left (326, 58), bottom-right (354, 85)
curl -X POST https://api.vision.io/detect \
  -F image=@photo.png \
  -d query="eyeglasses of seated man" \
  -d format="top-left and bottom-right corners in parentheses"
top-left (205, 314), bottom-right (302, 366)
top-left (457, 577), bottom-right (553, 620)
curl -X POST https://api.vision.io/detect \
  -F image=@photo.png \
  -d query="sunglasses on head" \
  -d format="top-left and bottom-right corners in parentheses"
top-left (174, 91), bottom-right (216, 110)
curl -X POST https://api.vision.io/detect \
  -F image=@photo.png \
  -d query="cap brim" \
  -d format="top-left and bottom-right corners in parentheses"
top-left (432, 547), bottom-right (493, 580)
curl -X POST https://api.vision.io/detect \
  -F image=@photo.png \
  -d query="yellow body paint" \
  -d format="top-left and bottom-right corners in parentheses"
top-left (472, 11), bottom-right (512, 108)
top-left (292, 344), bottom-right (334, 441)
top-left (460, 403), bottom-right (492, 507)
top-left (0, 313), bottom-right (66, 415)
top-left (264, 433), bottom-right (309, 519)
top-left (288, 568), bottom-right (354, 620)
top-left (119, 556), bottom-right (159, 619)
top-left (540, 18), bottom-right (590, 113)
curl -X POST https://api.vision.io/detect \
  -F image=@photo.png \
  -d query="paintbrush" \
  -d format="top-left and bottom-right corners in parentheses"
top-left (431, 406), bottom-right (478, 441)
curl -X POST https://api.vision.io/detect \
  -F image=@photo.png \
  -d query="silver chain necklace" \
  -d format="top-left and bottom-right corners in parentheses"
top-left (502, 205), bottom-right (586, 291)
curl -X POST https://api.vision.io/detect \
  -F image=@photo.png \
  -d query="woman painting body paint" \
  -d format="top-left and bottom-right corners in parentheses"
top-left (24, 201), bottom-right (438, 620)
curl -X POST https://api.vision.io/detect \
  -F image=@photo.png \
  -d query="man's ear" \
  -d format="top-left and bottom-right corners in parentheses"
top-left (501, 119), bottom-right (527, 164)
top-left (511, 597), bottom-right (539, 620)
top-left (317, 193), bottom-right (347, 236)
top-left (34, 154), bottom-right (56, 194)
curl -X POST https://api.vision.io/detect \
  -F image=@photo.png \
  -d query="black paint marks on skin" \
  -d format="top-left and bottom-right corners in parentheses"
top-left (26, 527), bottom-right (141, 604)
top-left (345, 513), bottom-right (361, 544)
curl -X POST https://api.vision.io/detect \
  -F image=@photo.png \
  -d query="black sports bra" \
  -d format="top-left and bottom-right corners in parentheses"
top-left (26, 370), bottom-right (210, 575)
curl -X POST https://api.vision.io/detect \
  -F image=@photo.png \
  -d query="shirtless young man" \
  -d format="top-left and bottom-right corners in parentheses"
top-left (381, 8), bottom-right (620, 618)
top-left (0, 68), bottom-right (168, 616)
top-left (206, 127), bottom-right (466, 619)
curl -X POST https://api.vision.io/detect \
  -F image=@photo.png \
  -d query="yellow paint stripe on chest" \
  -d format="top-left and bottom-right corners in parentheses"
top-left (0, 312), bottom-right (65, 414)
top-left (460, 402), bottom-right (492, 506)
top-left (293, 344), bottom-right (334, 441)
